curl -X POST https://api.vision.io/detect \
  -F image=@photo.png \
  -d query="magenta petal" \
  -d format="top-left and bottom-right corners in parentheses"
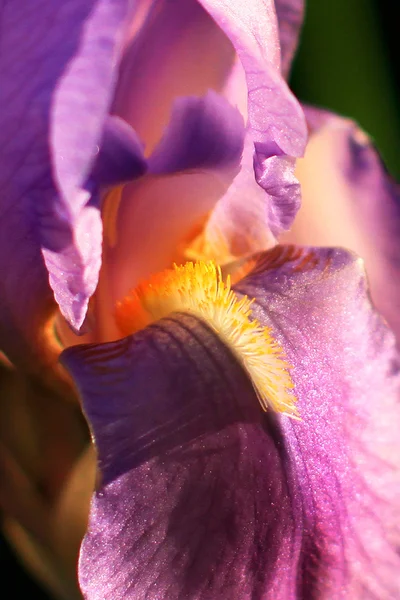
top-left (148, 92), bottom-right (244, 174)
top-left (284, 106), bottom-right (400, 343)
top-left (62, 245), bottom-right (400, 598)
top-left (275, 0), bottom-right (305, 77)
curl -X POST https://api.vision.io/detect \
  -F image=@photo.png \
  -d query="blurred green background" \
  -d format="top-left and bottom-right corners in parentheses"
top-left (1, 1), bottom-right (399, 599)
top-left (291, 0), bottom-right (400, 178)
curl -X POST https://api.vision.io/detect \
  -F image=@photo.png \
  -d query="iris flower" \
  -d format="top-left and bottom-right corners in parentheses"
top-left (0, 1), bottom-right (399, 599)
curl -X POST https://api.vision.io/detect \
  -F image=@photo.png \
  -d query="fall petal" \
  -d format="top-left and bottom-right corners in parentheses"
top-left (235, 245), bottom-right (400, 598)
top-left (62, 314), bottom-right (297, 600)
top-left (63, 245), bottom-right (400, 598)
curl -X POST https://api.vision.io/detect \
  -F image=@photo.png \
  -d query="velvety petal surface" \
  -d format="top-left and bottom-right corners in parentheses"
top-left (275, 0), bottom-right (305, 78)
top-left (0, 0), bottom-right (136, 356)
top-left (62, 245), bottom-right (400, 599)
top-left (282, 106), bottom-right (400, 342)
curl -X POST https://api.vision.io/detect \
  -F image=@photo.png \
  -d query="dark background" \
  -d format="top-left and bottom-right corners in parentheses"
top-left (1, 1), bottom-right (398, 598)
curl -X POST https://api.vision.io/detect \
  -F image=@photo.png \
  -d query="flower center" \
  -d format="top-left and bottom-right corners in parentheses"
top-left (116, 261), bottom-right (298, 419)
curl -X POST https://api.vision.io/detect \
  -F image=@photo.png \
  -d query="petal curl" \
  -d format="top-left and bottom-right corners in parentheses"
top-left (283, 107), bottom-right (400, 342)
top-left (197, 0), bottom-right (307, 235)
top-left (63, 245), bottom-right (400, 598)
top-left (0, 0), bottom-right (135, 355)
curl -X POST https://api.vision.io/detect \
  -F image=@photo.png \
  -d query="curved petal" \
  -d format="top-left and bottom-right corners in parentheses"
top-left (62, 245), bottom-right (400, 598)
top-left (148, 91), bottom-right (244, 174)
top-left (89, 116), bottom-right (147, 189)
top-left (0, 0), bottom-right (136, 357)
top-left (113, 0), bottom-right (236, 153)
top-left (197, 133), bottom-right (276, 262)
top-left (275, 0), bottom-right (305, 78)
top-left (100, 91), bottom-right (245, 334)
top-left (197, 0), bottom-right (307, 235)
top-left (282, 106), bottom-right (400, 342)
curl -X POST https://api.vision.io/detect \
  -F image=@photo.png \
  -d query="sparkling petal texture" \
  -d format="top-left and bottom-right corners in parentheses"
top-left (0, 0), bottom-right (135, 347)
top-left (62, 246), bottom-right (400, 599)
top-left (283, 106), bottom-right (400, 342)
top-left (275, 0), bottom-right (304, 78)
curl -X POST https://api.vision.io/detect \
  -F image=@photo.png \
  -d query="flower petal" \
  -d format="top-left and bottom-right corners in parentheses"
top-left (102, 91), bottom-right (245, 325)
top-left (148, 91), bottom-right (244, 174)
top-left (62, 245), bottom-right (400, 598)
top-left (197, 0), bottom-right (307, 235)
top-left (282, 107), bottom-right (400, 342)
top-left (62, 314), bottom-right (296, 599)
top-left (235, 245), bottom-right (400, 598)
top-left (113, 0), bottom-right (236, 153)
top-left (0, 0), bottom-right (135, 353)
top-left (275, 0), bottom-right (305, 78)
top-left (89, 116), bottom-right (147, 189)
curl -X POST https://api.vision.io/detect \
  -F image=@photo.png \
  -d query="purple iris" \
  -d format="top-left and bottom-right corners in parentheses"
top-left (1, 1), bottom-right (400, 599)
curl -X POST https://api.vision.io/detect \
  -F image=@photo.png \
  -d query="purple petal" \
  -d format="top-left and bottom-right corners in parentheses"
top-left (235, 245), bottom-right (400, 597)
top-left (197, 0), bottom-right (307, 235)
top-left (275, 0), bottom-right (305, 78)
top-left (282, 106), bottom-right (400, 343)
top-left (62, 245), bottom-right (400, 598)
top-left (62, 314), bottom-right (296, 599)
top-left (148, 91), bottom-right (244, 174)
top-left (89, 116), bottom-right (147, 189)
top-left (105, 92), bottom-right (245, 310)
top-left (0, 0), bottom-right (135, 349)
top-left (113, 0), bottom-right (236, 153)
top-left (200, 134), bottom-right (276, 259)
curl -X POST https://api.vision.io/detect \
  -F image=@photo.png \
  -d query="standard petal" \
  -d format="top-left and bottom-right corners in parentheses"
top-left (235, 245), bottom-right (400, 598)
top-left (275, 0), bottom-right (305, 78)
top-left (282, 107), bottom-right (400, 342)
top-left (197, 0), bottom-right (307, 235)
top-left (0, 0), bottom-right (135, 356)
